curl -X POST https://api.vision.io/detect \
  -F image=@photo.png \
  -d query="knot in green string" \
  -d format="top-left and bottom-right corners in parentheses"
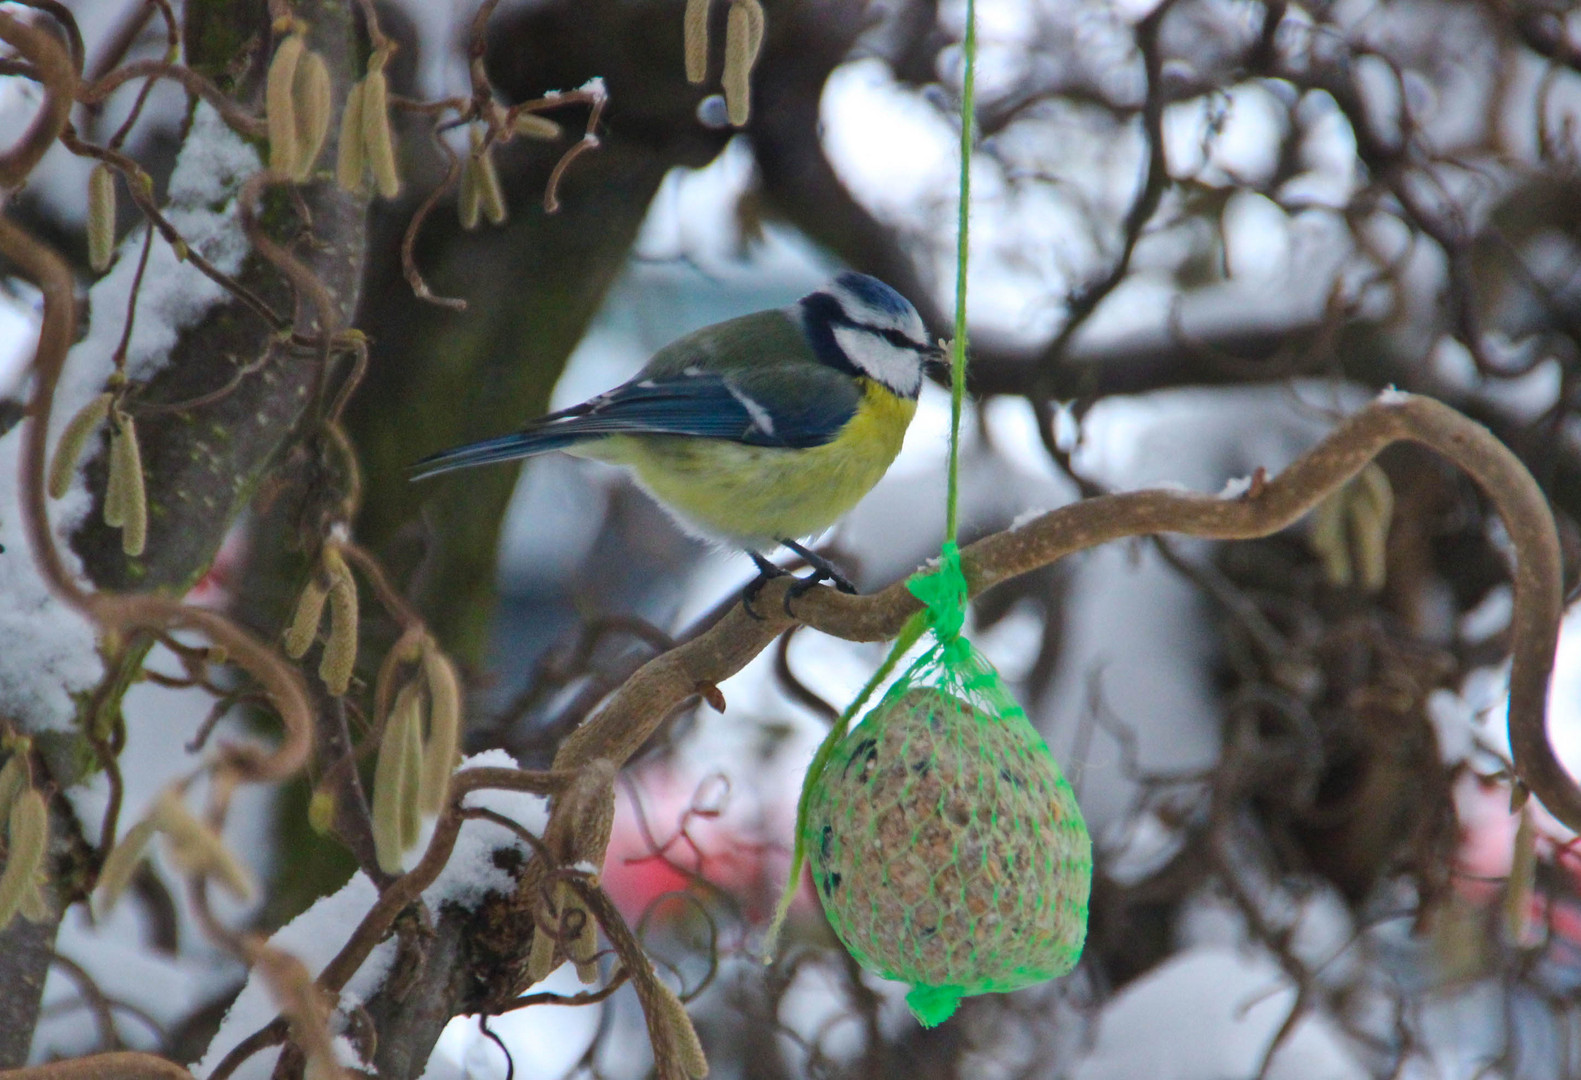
top-left (907, 541), bottom-right (968, 655)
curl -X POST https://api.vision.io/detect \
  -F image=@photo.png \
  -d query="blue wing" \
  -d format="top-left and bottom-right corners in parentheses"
top-left (412, 369), bottom-right (859, 479)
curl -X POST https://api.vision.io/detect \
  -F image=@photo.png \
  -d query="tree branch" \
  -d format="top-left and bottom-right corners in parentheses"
top-left (553, 394), bottom-right (1574, 830)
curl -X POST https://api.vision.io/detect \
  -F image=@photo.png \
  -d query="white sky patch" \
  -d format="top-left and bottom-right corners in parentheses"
top-left (1528, 607), bottom-right (1581, 800)
top-left (1073, 946), bottom-right (1360, 1079)
top-left (821, 60), bottom-right (958, 226)
top-left (0, 285), bottom-right (38, 394)
top-left (1169, 82), bottom-right (1291, 189)
top-left (1223, 191), bottom-right (1293, 283)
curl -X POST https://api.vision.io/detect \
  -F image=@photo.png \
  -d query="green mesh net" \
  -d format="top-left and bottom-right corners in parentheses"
top-left (775, 546), bottom-right (1093, 1027)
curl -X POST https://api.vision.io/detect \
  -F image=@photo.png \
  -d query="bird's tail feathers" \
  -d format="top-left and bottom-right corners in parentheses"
top-left (410, 427), bottom-right (591, 480)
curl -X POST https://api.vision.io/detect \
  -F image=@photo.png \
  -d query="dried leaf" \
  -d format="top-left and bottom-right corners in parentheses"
top-left (1503, 806), bottom-right (1540, 948)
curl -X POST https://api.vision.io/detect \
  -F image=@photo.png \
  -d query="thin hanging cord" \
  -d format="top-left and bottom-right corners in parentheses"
top-left (762, 0), bottom-right (978, 963)
top-left (944, 0), bottom-right (976, 545)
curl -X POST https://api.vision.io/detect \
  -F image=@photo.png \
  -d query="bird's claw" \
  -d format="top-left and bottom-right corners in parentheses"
top-left (743, 545), bottom-right (857, 618)
top-left (742, 554), bottom-right (788, 620)
top-left (782, 567), bottom-right (856, 614)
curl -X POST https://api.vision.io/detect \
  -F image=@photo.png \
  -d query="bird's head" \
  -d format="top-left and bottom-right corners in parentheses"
top-left (796, 272), bottom-right (947, 398)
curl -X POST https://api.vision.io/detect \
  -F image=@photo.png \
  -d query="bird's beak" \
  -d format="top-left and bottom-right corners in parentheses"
top-left (924, 345), bottom-right (952, 386)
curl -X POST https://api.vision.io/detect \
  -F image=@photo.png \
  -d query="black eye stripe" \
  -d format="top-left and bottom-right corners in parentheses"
top-left (850, 323), bottom-right (926, 351)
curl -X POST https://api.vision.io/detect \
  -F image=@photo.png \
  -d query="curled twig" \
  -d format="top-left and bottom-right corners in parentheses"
top-left (0, 11), bottom-right (77, 189)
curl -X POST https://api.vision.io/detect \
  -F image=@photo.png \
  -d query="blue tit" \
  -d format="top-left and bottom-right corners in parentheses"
top-left (413, 272), bottom-right (946, 594)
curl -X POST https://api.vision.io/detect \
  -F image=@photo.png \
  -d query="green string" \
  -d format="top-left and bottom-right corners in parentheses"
top-left (765, 0), bottom-right (979, 975)
top-left (907, 542), bottom-right (968, 662)
top-left (943, 0), bottom-right (975, 547)
top-left (910, 0), bottom-right (975, 645)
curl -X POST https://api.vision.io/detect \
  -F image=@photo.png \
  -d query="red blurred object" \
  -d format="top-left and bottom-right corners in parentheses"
top-left (599, 763), bottom-right (816, 927)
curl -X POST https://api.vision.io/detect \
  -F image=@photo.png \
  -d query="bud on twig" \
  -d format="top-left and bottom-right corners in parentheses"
top-left (319, 546), bottom-right (359, 695)
top-left (284, 573), bottom-right (331, 659)
top-left (684, 0), bottom-right (711, 84)
top-left (476, 141), bottom-right (507, 227)
top-left (104, 409), bottom-right (148, 557)
top-left (0, 753), bottom-right (25, 821)
top-left (458, 152), bottom-right (482, 231)
top-left (0, 790), bottom-right (49, 931)
top-left (651, 974), bottom-right (709, 1079)
top-left (418, 640), bottom-right (461, 814)
top-left (336, 80), bottom-right (368, 193)
top-left (87, 164), bottom-right (117, 272)
top-left (1308, 462), bottom-right (1392, 592)
top-left (399, 690), bottom-right (424, 849)
top-left (48, 392), bottom-right (112, 499)
top-left (94, 815), bottom-right (159, 916)
top-left (1503, 806), bottom-right (1540, 948)
top-left (153, 790), bottom-right (257, 901)
top-left (360, 67), bottom-right (401, 199)
top-left (267, 33), bottom-right (307, 178)
top-left (372, 683), bottom-right (422, 874)
top-left (308, 786), bottom-right (337, 836)
top-left (722, 0), bottom-right (764, 126)
top-left (511, 113), bottom-right (563, 141)
top-left (1349, 462), bottom-right (1393, 593)
top-left (292, 49), bottom-right (333, 181)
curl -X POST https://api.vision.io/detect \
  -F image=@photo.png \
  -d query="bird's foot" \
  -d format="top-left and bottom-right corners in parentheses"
top-left (742, 553), bottom-right (789, 620)
top-left (741, 546), bottom-right (858, 619)
top-left (777, 540), bottom-right (857, 615)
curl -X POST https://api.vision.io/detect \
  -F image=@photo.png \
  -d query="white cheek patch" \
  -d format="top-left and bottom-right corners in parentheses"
top-left (833, 326), bottom-right (922, 395)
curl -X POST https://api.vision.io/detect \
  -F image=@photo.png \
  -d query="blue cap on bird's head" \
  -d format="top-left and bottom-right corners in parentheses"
top-left (796, 272), bottom-right (947, 396)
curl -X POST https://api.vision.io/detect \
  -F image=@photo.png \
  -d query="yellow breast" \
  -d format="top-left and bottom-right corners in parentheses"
top-left (593, 380), bottom-right (917, 546)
